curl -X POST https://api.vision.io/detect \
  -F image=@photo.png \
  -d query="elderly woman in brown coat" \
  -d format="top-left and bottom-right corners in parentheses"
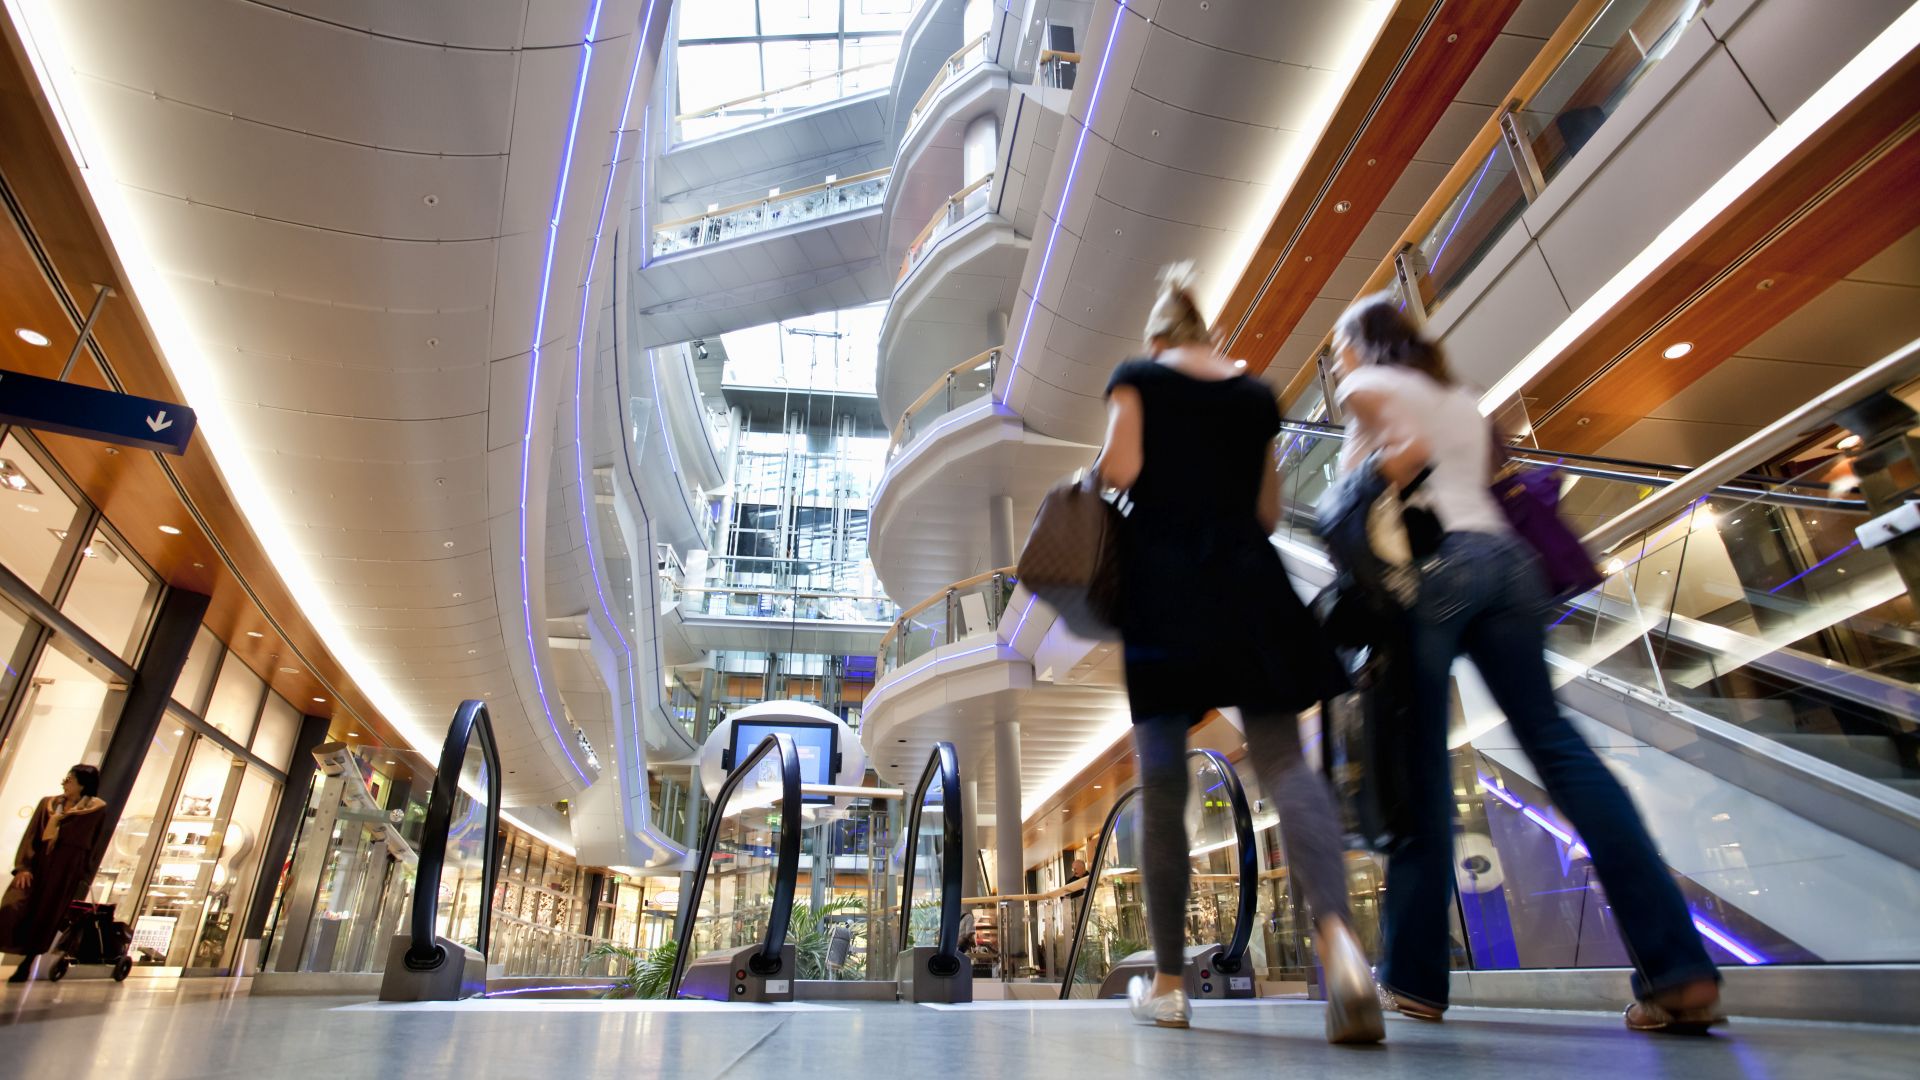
top-left (2, 764), bottom-right (108, 982)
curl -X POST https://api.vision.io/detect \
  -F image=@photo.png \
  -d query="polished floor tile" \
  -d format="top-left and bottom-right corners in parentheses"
top-left (0, 980), bottom-right (1914, 1079)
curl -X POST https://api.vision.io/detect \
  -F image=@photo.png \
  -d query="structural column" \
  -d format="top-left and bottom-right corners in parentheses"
top-left (988, 494), bottom-right (1016, 570)
top-left (994, 718), bottom-right (1025, 970)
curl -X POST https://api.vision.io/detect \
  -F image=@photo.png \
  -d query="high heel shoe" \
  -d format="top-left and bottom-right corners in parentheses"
top-left (1127, 975), bottom-right (1191, 1029)
top-left (1321, 925), bottom-right (1385, 1044)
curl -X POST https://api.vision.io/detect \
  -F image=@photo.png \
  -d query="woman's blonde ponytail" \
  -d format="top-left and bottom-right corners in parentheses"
top-left (1143, 260), bottom-right (1210, 349)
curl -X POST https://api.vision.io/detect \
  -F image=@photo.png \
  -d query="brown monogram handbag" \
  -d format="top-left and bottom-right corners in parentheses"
top-left (1016, 471), bottom-right (1124, 639)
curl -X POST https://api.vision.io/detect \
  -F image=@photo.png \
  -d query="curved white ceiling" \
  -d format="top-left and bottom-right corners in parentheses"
top-left (11, 0), bottom-right (670, 806)
top-left (996, 0), bottom-right (1392, 443)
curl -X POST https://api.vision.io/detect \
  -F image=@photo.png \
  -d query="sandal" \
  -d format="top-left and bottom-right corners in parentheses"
top-left (1624, 999), bottom-right (1726, 1035)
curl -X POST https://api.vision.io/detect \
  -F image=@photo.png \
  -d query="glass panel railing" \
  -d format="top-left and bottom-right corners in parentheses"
top-left (878, 568), bottom-right (1017, 677)
top-left (888, 348), bottom-right (1002, 461)
top-left (1410, 141), bottom-right (1528, 312)
top-left (703, 555), bottom-right (886, 599)
top-left (1388, 0), bottom-right (1710, 320)
top-left (652, 169), bottom-right (890, 258)
top-left (434, 728), bottom-right (495, 953)
top-left (670, 734), bottom-right (803, 1000)
top-left (1550, 465), bottom-right (1918, 800)
top-left (890, 743), bottom-right (970, 1000)
top-left (668, 582), bottom-right (897, 623)
top-left (1057, 749), bottom-right (1257, 999)
top-left (899, 173), bottom-right (994, 282)
top-left (906, 32), bottom-right (990, 134)
top-left (676, 59), bottom-right (896, 143)
top-left (1517, 0), bottom-right (1709, 186)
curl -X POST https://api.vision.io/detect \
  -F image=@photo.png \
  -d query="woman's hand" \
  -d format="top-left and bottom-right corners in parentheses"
top-left (11, 870), bottom-right (30, 890)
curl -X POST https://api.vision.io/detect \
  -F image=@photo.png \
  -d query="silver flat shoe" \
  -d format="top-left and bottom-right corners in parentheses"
top-left (1128, 975), bottom-right (1191, 1029)
top-left (1322, 930), bottom-right (1385, 1044)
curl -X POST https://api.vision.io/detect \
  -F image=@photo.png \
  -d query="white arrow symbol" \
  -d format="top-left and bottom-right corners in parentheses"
top-left (146, 411), bottom-right (173, 433)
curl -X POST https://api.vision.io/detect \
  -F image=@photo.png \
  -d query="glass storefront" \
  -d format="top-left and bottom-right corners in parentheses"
top-left (0, 426), bottom-right (293, 976)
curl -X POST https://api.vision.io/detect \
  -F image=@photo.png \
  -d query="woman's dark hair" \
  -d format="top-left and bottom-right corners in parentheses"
top-left (1335, 290), bottom-right (1453, 384)
top-left (66, 764), bottom-right (100, 798)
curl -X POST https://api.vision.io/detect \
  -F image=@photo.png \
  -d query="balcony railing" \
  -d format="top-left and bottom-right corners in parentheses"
top-left (877, 568), bottom-right (1017, 676)
top-left (888, 347), bottom-right (1002, 461)
top-left (652, 168), bottom-right (891, 258)
top-left (905, 32), bottom-right (990, 134)
top-left (662, 558), bottom-right (897, 625)
top-left (899, 172), bottom-right (994, 281)
top-left (675, 59), bottom-right (895, 142)
top-left (1038, 48), bottom-right (1081, 90)
top-left (1291, 0), bottom-right (1710, 364)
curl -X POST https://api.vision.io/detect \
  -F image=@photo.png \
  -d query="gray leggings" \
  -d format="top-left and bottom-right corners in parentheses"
top-left (1133, 712), bottom-right (1350, 976)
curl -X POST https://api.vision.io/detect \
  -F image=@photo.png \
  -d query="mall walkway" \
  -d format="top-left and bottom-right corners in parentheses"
top-left (1, 982), bottom-right (1913, 1079)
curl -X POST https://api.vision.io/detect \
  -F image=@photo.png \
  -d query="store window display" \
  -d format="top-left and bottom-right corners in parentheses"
top-left (0, 643), bottom-right (123, 873)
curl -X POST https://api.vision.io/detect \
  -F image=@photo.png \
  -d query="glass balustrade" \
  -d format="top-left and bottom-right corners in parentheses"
top-left (1551, 465), bottom-right (1918, 801)
top-left (432, 735), bottom-right (495, 953)
top-left (906, 32), bottom-right (990, 133)
top-left (1517, 0), bottom-right (1710, 187)
top-left (1395, 0), bottom-right (1709, 317)
top-left (889, 348), bottom-right (1001, 461)
top-left (677, 752), bottom-right (794, 978)
top-left (899, 173), bottom-right (994, 280)
top-left (878, 569), bottom-right (1017, 677)
top-left (653, 170), bottom-right (890, 257)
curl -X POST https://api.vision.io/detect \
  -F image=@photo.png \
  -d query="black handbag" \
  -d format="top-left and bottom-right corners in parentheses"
top-left (1016, 472), bottom-right (1125, 639)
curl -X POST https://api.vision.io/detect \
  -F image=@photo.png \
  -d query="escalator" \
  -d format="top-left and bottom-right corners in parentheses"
top-left (668, 734), bottom-right (973, 1002)
top-left (378, 699), bottom-right (503, 1001)
top-left (1057, 749), bottom-right (1259, 1000)
top-left (1265, 372), bottom-right (1920, 972)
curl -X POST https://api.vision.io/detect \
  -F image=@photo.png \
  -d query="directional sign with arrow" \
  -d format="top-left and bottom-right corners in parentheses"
top-left (0, 368), bottom-right (197, 455)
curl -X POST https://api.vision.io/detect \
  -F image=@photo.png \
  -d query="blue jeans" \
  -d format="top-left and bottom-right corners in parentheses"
top-left (1378, 531), bottom-right (1718, 1007)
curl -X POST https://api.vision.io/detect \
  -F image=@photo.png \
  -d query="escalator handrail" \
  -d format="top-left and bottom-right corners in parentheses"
top-left (667, 732), bottom-right (804, 996)
top-left (405, 698), bottom-right (504, 968)
top-left (895, 741), bottom-right (965, 972)
top-left (1057, 747), bottom-right (1257, 998)
top-left (1280, 419), bottom-right (1862, 509)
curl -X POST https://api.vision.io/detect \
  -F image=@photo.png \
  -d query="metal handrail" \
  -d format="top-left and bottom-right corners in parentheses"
top-left (896, 742), bottom-right (965, 978)
top-left (1584, 338), bottom-right (1920, 552)
top-left (675, 58), bottom-right (894, 124)
top-left (874, 566), bottom-right (1017, 661)
top-left (888, 346), bottom-right (1003, 458)
top-left (1058, 748), bottom-right (1257, 998)
top-left (667, 733), bottom-right (804, 996)
top-left (404, 699), bottom-right (503, 968)
top-left (906, 31), bottom-right (991, 129)
top-left (1280, 419), bottom-right (1864, 504)
top-left (898, 172), bottom-right (994, 280)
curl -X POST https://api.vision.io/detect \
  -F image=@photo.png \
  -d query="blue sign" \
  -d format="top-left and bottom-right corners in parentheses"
top-left (0, 368), bottom-right (197, 455)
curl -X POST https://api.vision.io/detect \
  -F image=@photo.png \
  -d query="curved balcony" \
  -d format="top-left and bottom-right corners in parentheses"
top-left (860, 570), bottom-right (1125, 810)
top-left (903, 32), bottom-right (989, 139)
top-left (899, 171), bottom-right (994, 279)
top-left (887, 347), bottom-right (1001, 462)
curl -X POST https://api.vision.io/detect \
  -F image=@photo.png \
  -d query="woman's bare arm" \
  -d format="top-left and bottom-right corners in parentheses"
top-left (1095, 384), bottom-right (1145, 490)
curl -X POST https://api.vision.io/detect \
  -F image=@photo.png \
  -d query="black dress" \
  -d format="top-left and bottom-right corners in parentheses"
top-left (1105, 359), bottom-right (1348, 720)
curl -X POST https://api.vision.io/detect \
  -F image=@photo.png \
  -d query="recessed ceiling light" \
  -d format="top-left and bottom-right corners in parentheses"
top-left (158, 524), bottom-right (181, 535)
top-left (452, 591), bottom-right (463, 599)
top-left (246, 631), bottom-right (264, 639)
top-left (278, 666), bottom-right (298, 674)
top-left (1836, 434), bottom-right (1862, 450)
top-left (349, 731), bottom-right (361, 737)
top-left (14, 328), bottom-right (50, 346)
top-left (1661, 341), bottom-right (1693, 359)
top-left (16, 503), bottom-right (37, 513)
top-left (0, 459), bottom-right (42, 494)
top-left (312, 697), bottom-right (327, 703)
top-left (442, 540), bottom-right (455, 549)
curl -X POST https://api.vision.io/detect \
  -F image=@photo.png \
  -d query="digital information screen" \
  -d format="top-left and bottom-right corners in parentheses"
top-left (730, 719), bottom-right (838, 804)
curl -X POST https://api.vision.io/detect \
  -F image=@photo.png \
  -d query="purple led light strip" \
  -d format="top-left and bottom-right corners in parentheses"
top-left (516, 0), bottom-right (609, 785)
top-left (1767, 538), bottom-right (1859, 594)
top-left (1427, 149), bottom-right (1495, 273)
top-left (571, 1), bottom-right (664, 800)
top-left (1000, 0), bottom-right (1129, 403)
top-left (1477, 774), bottom-right (1766, 964)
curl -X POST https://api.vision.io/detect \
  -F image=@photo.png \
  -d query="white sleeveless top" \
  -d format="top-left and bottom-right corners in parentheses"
top-left (1334, 365), bottom-right (1509, 537)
